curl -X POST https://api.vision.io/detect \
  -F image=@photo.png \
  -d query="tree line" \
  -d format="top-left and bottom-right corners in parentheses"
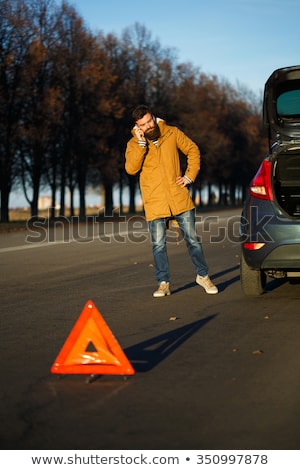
top-left (0, 0), bottom-right (268, 223)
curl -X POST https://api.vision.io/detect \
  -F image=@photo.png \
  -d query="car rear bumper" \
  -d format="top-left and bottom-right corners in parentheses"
top-left (241, 204), bottom-right (300, 269)
top-left (261, 244), bottom-right (300, 269)
top-left (242, 242), bottom-right (300, 269)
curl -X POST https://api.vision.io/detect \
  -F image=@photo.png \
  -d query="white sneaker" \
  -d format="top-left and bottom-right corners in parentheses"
top-left (153, 281), bottom-right (171, 298)
top-left (196, 275), bottom-right (218, 294)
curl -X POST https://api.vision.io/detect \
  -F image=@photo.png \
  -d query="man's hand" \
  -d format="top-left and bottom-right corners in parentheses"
top-left (134, 126), bottom-right (146, 141)
top-left (176, 176), bottom-right (189, 188)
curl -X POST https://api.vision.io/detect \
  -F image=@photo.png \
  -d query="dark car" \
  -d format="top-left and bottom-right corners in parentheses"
top-left (240, 65), bottom-right (300, 296)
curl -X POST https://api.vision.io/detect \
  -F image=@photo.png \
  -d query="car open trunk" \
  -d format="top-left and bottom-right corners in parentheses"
top-left (263, 66), bottom-right (300, 217)
top-left (273, 147), bottom-right (300, 217)
top-left (263, 65), bottom-right (300, 144)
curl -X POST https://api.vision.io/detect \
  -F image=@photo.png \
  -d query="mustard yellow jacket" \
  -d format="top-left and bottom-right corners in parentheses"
top-left (125, 119), bottom-right (200, 221)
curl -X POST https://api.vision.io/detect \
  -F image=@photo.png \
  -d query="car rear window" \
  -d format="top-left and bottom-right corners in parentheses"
top-left (277, 89), bottom-right (300, 117)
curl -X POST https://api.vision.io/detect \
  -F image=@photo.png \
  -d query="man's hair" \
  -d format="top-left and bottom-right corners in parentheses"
top-left (132, 105), bottom-right (152, 122)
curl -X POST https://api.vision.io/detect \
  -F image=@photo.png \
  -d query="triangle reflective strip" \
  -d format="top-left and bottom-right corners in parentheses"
top-left (50, 300), bottom-right (135, 376)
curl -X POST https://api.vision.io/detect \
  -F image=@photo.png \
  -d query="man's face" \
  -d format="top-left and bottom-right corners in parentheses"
top-left (136, 113), bottom-right (155, 132)
top-left (136, 113), bottom-right (160, 140)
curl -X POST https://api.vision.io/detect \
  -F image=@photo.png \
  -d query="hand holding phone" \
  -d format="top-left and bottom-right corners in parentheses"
top-left (134, 126), bottom-right (146, 141)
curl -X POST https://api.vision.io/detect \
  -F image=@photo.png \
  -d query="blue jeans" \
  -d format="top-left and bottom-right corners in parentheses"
top-left (148, 209), bottom-right (208, 283)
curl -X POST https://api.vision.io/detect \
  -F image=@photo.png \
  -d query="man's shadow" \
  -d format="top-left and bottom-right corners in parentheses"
top-left (171, 265), bottom-right (240, 294)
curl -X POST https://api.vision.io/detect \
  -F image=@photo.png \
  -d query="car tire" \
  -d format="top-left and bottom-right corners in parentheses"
top-left (240, 250), bottom-right (267, 296)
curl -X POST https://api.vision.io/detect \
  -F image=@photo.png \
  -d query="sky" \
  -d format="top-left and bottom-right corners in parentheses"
top-left (9, 0), bottom-right (300, 208)
top-left (68, 0), bottom-right (300, 96)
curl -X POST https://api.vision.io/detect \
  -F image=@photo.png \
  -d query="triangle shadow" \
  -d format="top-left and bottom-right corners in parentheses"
top-left (124, 314), bottom-right (216, 373)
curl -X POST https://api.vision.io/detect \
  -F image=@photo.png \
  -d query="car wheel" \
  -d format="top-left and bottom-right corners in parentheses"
top-left (240, 250), bottom-right (266, 296)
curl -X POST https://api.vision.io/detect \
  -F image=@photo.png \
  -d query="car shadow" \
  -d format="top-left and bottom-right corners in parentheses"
top-left (264, 277), bottom-right (288, 293)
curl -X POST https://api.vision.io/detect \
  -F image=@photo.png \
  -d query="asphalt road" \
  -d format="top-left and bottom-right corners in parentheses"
top-left (1, 208), bottom-right (300, 450)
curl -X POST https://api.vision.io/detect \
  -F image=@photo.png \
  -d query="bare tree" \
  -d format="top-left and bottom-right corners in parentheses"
top-left (0, 0), bottom-right (32, 221)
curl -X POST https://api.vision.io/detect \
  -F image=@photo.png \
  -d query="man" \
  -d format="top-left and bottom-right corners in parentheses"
top-left (125, 105), bottom-right (218, 297)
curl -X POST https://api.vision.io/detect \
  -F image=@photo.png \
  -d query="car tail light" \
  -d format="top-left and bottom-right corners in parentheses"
top-left (249, 160), bottom-right (274, 200)
top-left (243, 242), bottom-right (266, 250)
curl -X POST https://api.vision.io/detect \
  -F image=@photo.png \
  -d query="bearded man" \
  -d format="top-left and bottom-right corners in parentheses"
top-left (125, 104), bottom-right (218, 297)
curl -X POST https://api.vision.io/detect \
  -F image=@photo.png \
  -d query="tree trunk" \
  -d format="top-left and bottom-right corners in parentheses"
top-left (30, 186), bottom-right (39, 218)
top-left (50, 185), bottom-right (56, 219)
top-left (78, 185), bottom-right (86, 220)
top-left (104, 182), bottom-right (113, 216)
top-left (128, 175), bottom-right (137, 214)
top-left (119, 172), bottom-right (124, 214)
top-left (60, 170), bottom-right (66, 217)
top-left (69, 185), bottom-right (76, 217)
top-left (0, 189), bottom-right (10, 223)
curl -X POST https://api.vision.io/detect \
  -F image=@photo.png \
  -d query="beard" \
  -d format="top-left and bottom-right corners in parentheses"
top-left (144, 122), bottom-right (161, 141)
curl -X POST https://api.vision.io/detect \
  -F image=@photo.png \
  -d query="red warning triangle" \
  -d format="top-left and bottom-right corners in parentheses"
top-left (51, 300), bottom-right (135, 375)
